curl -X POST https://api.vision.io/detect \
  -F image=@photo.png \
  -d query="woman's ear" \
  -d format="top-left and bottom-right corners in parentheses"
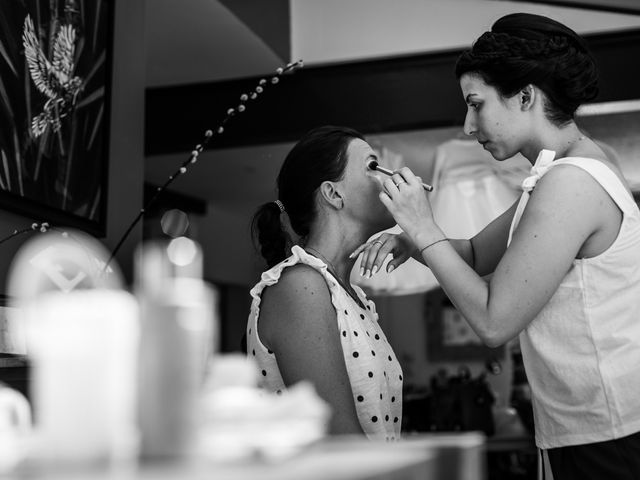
top-left (319, 181), bottom-right (344, 210)
top-left (519, 84), bottom-right (536, 111)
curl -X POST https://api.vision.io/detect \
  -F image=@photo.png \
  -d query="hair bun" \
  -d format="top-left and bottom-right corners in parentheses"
top-left (456, 13), bottom-right (599, 125)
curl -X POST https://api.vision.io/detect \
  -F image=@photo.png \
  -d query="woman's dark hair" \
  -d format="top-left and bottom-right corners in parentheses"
top-left (455, 13), bottom-right (599, 125)
top-left (251, 125), bottom-right (365, 267)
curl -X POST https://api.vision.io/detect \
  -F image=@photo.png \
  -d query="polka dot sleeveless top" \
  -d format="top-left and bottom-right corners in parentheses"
top-left (247, 245), bottom-right (403, 441)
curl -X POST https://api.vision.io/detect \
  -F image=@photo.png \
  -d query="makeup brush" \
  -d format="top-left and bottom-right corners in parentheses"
top-left (367, 161), bottom-right (434, 192)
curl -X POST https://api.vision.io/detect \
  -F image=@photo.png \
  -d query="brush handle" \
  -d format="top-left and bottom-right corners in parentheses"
top-left (373, 164), bottom-right (433, 192)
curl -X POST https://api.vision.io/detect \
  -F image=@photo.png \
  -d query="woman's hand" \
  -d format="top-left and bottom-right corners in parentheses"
top-left (349, 232), bottom-right (417, 277)
top-left (380, 168), bottom-right (440, 246)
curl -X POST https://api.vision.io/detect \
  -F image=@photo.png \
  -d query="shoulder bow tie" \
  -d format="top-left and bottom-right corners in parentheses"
top-left (521, 149), bottom-right (557, 193)
top-left (507, 149), bottom-right (557, 246)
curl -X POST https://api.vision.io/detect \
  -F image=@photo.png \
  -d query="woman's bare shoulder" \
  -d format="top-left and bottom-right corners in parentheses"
top-left (526, 162), bottom-right (618, 243)
top-left (263, 263), bottom-right (330, 304)
top-left (259, 263), bottom-right (335, 344)
top-left (532, 163), bottom-right (606, 209)
top-left (562, 144), bottom-right (630, 192)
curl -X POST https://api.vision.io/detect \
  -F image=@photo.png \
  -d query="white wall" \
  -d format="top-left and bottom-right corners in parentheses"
top-left (145, 0), bottom-right (282, 87)
top-left (291, 0), bottom-right (640, 66)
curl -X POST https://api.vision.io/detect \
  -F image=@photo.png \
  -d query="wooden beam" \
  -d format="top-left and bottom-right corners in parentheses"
top-left (143, 183), bottom-right (207, 216)
top-left (145, 28), bottom-right (640, 155)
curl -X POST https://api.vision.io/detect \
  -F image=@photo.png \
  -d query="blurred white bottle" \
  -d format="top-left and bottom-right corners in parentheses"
top-left (135, 237), bottom-right (215, 460)
top-left (8, 230), bottom-right (139, 467)
top-left (0, 382), bottom-right (31, 473)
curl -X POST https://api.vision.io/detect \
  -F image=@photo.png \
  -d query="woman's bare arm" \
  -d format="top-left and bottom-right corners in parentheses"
top-left (382, 166), bottom-right (614, 347)
top-left (469, 200), bottom-right (519, 276)
top-left (420, 167), bottom-right (609, 346)
top-left (354, 200), bottom-right (518, 277)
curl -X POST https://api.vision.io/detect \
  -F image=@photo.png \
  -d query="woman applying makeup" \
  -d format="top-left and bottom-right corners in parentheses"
top-left (354, 13), bottom-right (640, 478)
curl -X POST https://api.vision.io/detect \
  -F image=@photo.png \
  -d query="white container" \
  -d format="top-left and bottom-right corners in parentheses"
top-left (27, 289), bottom-right (140, 466)
top-left (0, 383), bottom-right (31, 473)
top-left (135, 238), bottom-right (214, 460)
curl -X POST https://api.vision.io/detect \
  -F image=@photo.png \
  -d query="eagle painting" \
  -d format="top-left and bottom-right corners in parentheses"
top-left (22, 14), bottom-right (83, 139)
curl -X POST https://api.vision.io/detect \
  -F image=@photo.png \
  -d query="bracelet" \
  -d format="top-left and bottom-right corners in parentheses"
top-left (469, 238), bottom-right (476, 270)
top-left (419, 238), bottom-right (448, 255)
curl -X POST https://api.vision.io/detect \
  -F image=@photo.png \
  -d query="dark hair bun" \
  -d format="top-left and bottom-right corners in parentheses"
top-left (252, 201), bottom-right (289, 268)
top-left (456, 13), bottom-right (599, 124)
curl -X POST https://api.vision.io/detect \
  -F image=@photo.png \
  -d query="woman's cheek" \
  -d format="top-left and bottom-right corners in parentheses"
top-left (367, 172), bottom-right (386, 190)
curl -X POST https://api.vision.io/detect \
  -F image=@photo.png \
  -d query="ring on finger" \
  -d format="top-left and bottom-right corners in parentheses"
top-left (394, 180), bottom-right (407, 187)
top-left (372, 241), bottom-right (383, 247)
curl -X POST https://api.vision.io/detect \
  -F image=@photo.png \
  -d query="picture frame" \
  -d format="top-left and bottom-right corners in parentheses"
top-left (0, 294), bottom-right (24, 356)
top-left (426, 288), bottom-right (504, 361)
top-left (0, 0), bottom-right (114, 236)
top-left (0, 293), bottom-right (30, 402)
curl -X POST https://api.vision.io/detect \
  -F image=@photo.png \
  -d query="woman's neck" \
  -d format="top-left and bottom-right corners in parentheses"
top-left (304, 228), bottom-right (370, 285)
top-left (303, 241), bottom-right (353, 284)
top-left (522, 122), bottom-right (585, 163)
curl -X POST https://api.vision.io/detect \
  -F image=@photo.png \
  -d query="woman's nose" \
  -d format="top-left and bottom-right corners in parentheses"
top-left (463, 112), bottom-right (476, 136)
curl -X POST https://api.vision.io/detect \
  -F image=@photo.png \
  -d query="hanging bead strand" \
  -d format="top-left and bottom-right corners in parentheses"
top-left (105, 60), bottom-right (303, 270)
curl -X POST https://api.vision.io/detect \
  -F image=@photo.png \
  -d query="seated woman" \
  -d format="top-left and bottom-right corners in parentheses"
top-left (247, 126), bottom-right (402, 440)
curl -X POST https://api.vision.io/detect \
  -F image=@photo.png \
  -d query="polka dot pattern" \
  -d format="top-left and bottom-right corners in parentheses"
top-left (246, 246), bottom-right (402, 441)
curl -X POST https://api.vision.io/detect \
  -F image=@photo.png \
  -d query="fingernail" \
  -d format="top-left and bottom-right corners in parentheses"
top-left (360, 267), bottom-right (365, 276)
top-left (365, 269), bottom-right (371, 278)
top-left (372, 266), bottom-right (378, 276)
top-left (387, 264), bottom-right (395, 273)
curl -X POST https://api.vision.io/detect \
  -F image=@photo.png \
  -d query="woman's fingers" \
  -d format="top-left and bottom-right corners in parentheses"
top-left (360, 238), bottom-right (392, 278)
top-left (390, 173), bottom-right (407, 188)
top-left (379, 167), bottom-right (434, 240)
top-left (386, 252), bottom-right (409, 274)
top-left (349, 236), bottom-right (388, 277)
top-left (397, 167), bottom-right (420, 186)
top-left (382, 177), bottom-right (399, 197)
top-left (349, 242), bottom-right (369, 259)
top-left (381, 168), bottom-right (421, 200)
top-left (350, 234), bottom-right (415, 278)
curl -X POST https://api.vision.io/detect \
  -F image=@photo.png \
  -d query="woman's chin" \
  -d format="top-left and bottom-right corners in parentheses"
top-left (487, 148), bottom-right (509, 161)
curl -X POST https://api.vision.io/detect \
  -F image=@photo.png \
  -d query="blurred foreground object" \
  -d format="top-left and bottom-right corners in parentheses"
top-left (0, 382), bottom-right (31, 473)
top-left (135, 238), bottom-right (215, 460)
top-left (161, 209), bottom-right (190, 238)
top-left (198, 354), bottom-right (330, 462)
top-left (7, 231), bottom-right (139, 467)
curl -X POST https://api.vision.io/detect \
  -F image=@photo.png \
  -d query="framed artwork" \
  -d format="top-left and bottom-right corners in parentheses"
top-left (0, 295), bottom-right (24, 355)
top-left (0, 0), bottom-right (114, 236)
top-left (425, 288), bottom-right (504, 361)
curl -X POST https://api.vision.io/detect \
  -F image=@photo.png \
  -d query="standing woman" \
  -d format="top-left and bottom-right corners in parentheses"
top-left (247, 126), bottom-right (403, 440)
top-left (355, 13), bottom-right (640, 478)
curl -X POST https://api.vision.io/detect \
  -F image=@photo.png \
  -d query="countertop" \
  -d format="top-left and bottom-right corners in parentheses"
top-left (6, 433), bottom-right (487, 480)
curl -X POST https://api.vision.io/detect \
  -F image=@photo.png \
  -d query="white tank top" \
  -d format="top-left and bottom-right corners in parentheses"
top-left (246, 246), bottom-right (403, 441)
top-left (509, 150), bottom-right (640, 449)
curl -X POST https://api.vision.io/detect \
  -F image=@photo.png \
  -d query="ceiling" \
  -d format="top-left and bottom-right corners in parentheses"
top-left (143, 0), bottom-right (640, 217)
